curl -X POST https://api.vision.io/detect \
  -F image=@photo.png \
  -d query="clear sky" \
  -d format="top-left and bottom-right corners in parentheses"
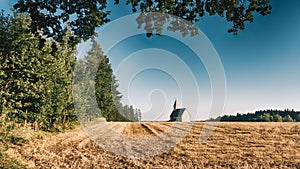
top-left (1, 1), bottom-right (300, 121)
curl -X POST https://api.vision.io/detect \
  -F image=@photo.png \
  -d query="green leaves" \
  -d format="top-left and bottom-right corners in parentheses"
top-left (14, 0), bottom-right (110, 44)
top-left (126, 0), bottom-right (272, 36)
top-left (0, 12), bottom-right (76, 131)
top-left (13, 0), bottom-right (272, 45)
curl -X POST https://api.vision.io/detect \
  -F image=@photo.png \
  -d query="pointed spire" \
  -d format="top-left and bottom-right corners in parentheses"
top-left (173, 99), bottom-right (178, 110)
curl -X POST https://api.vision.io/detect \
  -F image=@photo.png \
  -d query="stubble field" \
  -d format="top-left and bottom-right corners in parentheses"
top-left (6, 122), bottom-right (300, 168)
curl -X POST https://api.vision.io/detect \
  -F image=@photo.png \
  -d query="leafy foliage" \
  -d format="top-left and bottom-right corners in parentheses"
top-left (14, 0), bottom-right (110, 45)
top-left (210, 109), bottom-right (300, 122)
top-left (0, 12), bottom-right (77, 131)
top-left (130, 0), bottom-right (272, 36)
top-left (13, 0), bottom-right (272, 44)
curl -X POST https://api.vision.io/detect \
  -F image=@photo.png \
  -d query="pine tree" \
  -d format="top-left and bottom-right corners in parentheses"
top-left (95, 54), bottom-right (117, 121)
top-left (87, 40), bottom-right (139, 121)
top-left (74, 39), bottom-right (142, 122)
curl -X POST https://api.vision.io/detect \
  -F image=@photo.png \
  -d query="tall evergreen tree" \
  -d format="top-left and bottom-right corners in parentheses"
top-left (78, 39), bottom-right (141, 122)
top-left (95, 51), bottom-right (118, 121)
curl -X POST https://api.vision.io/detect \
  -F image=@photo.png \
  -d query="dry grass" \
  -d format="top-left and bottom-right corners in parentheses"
top-left (5, 122), bottom-right (300, 168)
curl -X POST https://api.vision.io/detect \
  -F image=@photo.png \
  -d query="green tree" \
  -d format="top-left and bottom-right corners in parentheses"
top-left (296, 114), bottom-right (300, 122)
top-left (95, 53), bottom-right (117, 121)
top-left (72, 59), bottom-right (101, 122)
top-left (283, 115), bottom-right (294, 122)
top-left (258, 113), bottom-right (271, 122)
top-left (0, 12), bottom-right (76, 131)
top-left (263, 113), bottom-right (271, 122)
top-left (272, 114), bottom-right (283, 122)
top-left (85, 39), bottom-right (123, 121)
top-left (42, 30), bottom-right (77, 130)
top-left (112, 75), bottom-right (123, 114)
top-left (78, 39), bottom-right (141, 122)
top-left (72, 39), bottom-right (103, 122)
top-left (13, 0), bottom-right (272, 44)
top-left (135, 109), bottom-right (142, 121)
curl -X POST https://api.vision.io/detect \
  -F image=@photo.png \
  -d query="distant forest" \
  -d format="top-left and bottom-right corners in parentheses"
top-left (209, 109), bottom-right (300, 122)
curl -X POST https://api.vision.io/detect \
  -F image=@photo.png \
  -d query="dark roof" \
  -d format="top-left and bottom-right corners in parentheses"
top-left (170, 108), bottom-right (186, 118)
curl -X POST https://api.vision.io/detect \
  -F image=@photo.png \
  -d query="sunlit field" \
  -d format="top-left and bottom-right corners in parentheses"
top-left (6, 122), bottom-right (300, 168)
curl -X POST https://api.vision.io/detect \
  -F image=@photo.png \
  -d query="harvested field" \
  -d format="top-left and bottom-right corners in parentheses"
top-left (6, 122), bottom-right (300, 168)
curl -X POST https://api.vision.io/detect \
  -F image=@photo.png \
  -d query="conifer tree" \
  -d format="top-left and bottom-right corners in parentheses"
top-left (81, 39), bottom-right (140, 121)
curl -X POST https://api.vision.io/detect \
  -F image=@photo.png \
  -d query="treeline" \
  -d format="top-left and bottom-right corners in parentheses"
top-left (210, 109), bottom-right (300, 122)
top-left (0, 12), bottom-right (141, 132)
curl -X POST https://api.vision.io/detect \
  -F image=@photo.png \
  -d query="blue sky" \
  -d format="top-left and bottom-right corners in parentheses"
top-left (198, 1), bottom-right (300, 116)
top-left (2, 1), bottom-right (300, 121)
